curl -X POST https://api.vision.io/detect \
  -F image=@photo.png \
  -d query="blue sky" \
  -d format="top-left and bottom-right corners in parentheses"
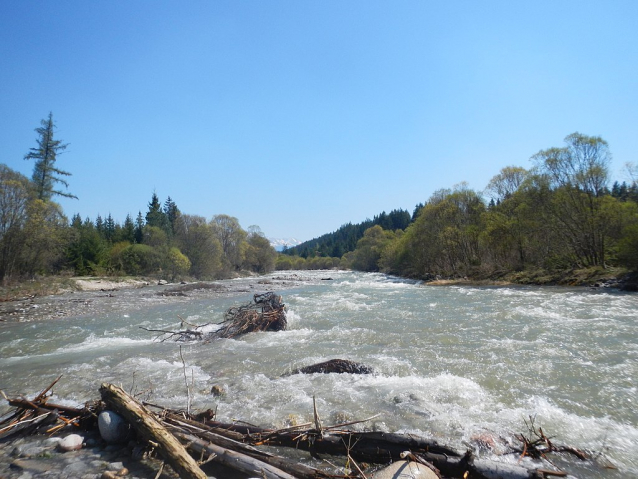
top-left (1, 1), bottom-right (636, 241)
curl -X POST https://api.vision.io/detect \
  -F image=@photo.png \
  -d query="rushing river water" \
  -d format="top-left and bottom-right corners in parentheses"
top-left (1, 270), bottom-right (637, 478)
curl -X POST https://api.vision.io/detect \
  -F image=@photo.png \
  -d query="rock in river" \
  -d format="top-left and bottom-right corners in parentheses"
top-left (98, 410), bottom-right (130, 444)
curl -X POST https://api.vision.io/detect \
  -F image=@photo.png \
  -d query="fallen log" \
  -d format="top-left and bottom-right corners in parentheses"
top-left (164, 414), bottom-right (334, 479)
top-left (174, 432), bottom-right (300, 479)
top-left (99, 383), bottom-right (207, 479)
top-left (198, 420), bottom-right (558, 479)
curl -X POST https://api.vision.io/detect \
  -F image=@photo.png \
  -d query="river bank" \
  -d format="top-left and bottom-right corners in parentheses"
top-left (0, 274), bottom-right (304, 323)
top-left (422, 266), bottom-right (638, 290)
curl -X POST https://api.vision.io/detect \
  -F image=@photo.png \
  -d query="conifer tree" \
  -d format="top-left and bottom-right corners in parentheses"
top-left (24, 113), bottom-right (77, 201)
top-left (164, 196), bottom-right (180, 236)
top-left (134, 212), bottom-right (144, 244)
top-left (122, 214), bottom-right (136, 243)
top-left (145, 192), bottom-right (167, 230)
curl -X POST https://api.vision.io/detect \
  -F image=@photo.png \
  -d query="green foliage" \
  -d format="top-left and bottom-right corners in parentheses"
top-left (243, 227), bottom-right (277, 273)
top-left (211, 214), bottom-right (247, 272)
top-left (21, 200), bottom-right (69, 277)
top-left (167, 247), bottom-right (191, 280)
top-left (120, 244), bottom-right (162, 275)
top-left (285, 208), bottom-right (412, 259)
top-left (0, 165), bottom-right (31, 280)
top-left (145, 192), bottom-right (168, 232)
top-left (347, 225), bottom-right (397, 272)
top-left (617, 225), bottom-right (638, 269)
top-left (67, 217), bottom-right (108, 275)
top-left (174, 214), bottom-right (222, 279)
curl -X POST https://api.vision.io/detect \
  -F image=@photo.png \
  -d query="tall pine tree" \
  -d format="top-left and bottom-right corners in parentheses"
top-left (24, 113), bottom-right (77, 201)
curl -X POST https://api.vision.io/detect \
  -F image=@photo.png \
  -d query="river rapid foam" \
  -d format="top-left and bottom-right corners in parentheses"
top-left (1, 270), bottom-right (636, 478)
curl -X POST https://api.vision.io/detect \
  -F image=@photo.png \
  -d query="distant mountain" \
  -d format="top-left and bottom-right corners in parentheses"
top-left (268, 237), bottom-right (303, 251)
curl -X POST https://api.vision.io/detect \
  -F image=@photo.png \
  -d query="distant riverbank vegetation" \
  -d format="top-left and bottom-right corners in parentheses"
top-left (0, 114), bottom-right (277, 284)
top-left (284, 132), bottom-right (638, 283)
top-left (2, 116), bottom-right (637, 286)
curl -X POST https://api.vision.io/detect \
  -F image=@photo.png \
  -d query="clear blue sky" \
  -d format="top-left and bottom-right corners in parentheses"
top-left (1, 1), bottom-right (636, 241)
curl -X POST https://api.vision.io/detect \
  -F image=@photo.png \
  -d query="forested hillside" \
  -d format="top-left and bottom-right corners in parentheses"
top-left (283, 208), bottom-right (412, 258)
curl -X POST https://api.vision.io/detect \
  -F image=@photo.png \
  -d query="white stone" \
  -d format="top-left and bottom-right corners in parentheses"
top-left (58, 434), bottom-right (84, 452)
top-left (98, 410), bottom-right (130, 444)
top-left (371, 460), bottom-right (439, 479)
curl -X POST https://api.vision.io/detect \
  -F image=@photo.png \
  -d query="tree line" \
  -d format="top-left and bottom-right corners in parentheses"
top-left (283, 208), bottom-right (412, 258)
top-left (339, 133), bottom-right (638, 278)
top-left (3, 115), bottom-right (636, 282)
top-left (0, 114), bottom-right (277, 283)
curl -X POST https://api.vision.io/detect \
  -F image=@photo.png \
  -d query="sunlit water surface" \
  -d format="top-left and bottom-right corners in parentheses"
top-left (1, 271), bottom-right (636, 478)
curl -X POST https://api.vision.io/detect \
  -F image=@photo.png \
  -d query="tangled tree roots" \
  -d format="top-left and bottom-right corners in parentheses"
top-left (214, 292), bottom-right (287, 339)
top-left (141, 292), bottom-right (287, 342)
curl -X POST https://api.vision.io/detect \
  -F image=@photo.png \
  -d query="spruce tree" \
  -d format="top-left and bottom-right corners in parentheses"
top-left (164, 196), bottom-right (180, 236)
top-left (145, 192), bottom-right (167, 230)
top-left (24, 112), bottom-right (77, 201)
top-left (134, 212), bottom-right (145, 244)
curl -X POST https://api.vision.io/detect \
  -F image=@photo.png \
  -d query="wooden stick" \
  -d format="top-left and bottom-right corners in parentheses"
top-left (100, 383), bottom-right (207, 479)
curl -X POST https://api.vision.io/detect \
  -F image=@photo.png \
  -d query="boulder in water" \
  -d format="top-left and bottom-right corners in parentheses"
top-left (287, 358), bottom-right (373, 375)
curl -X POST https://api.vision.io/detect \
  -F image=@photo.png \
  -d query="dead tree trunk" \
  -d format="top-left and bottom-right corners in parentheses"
top-left (99, 383), bottom-right (207, 479)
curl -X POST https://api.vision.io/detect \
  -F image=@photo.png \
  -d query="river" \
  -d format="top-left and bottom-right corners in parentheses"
top-left (1, 270), bottom-right (636, 478)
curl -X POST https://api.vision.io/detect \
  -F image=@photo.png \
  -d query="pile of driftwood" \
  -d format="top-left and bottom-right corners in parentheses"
top-left (1, 377), bottom-right (596, 479)
top-left (0, 376), bottom-right (100, 441)
top-left (141, 292), bottom-right (287, 342)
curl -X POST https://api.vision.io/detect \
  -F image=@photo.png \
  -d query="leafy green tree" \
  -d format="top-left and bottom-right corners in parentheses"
top-left (532, 132), bottom-right (612, 266)
top-left (167, 247), bottom-right (191, 280)
top-left (243, 226), bottom-right (277, 273)
top-left (210, 214), bottom-right (247, 272)
top-left (394, 184), bottom-right (485, 278)
top-left (0, 165), bottom-right (31, 280)
top-left (120, 244), bottom-right (161, 275)
top-left (485, 166), bottom-right (529, 202)
top-left (24, 113), bottom-right (77, 201)
top-left (174, 214), bottom-right (222, 278)
top-left (21, 200), bottom-right (69, 277)
top-left (349, 225), bottom-right (397, 272)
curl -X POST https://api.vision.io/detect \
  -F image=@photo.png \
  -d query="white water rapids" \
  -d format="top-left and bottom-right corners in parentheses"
top-left (1, 270), bottom-right (636, 478)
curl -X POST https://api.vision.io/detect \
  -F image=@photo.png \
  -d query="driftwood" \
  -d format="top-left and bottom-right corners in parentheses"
top-left (99, 383), bottom-right (207, 479)
top-left (163, 414), bottom-right (334, 479)
top-left (1, 378), bottom-right (599, 479)
top-left (286, 359), bottom-right (374, 376)
top-left (214, 292), bottom-right (286, 339)
top-left (0, 375), bottom-right (98, 440)
top-left (175, 432), bottom-right (299, 479)
top-left (140, 292), bottom-right (287, 342)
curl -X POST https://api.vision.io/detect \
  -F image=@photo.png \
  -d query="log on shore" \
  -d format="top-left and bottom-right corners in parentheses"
top-left (174, 431), bottom-right (300, 479)
top-left (199, 420), bottom-right (549, 479)
top-left (99, 383), bottom-right (207, 479)
top-left (164, 414), bottom-right (333, 479)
